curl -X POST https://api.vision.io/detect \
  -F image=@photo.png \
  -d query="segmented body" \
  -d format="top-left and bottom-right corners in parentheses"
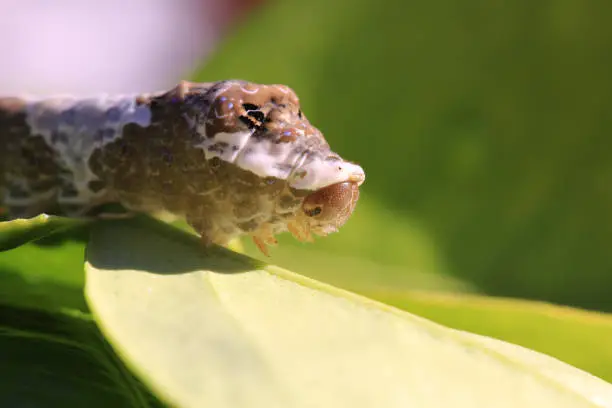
top-left (0, 80), bottom-right (365, 253)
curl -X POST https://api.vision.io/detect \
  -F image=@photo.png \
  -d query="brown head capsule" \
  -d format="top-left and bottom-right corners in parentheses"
top-left (301, 181), bottom-right (360, 233)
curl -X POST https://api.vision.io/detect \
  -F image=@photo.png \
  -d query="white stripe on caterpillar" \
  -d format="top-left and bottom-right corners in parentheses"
top-left (23, 95), bottom-right (153, 205)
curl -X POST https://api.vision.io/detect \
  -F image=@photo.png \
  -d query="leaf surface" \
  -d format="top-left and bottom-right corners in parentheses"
top-left (86, 218), bottom-right (612, 408)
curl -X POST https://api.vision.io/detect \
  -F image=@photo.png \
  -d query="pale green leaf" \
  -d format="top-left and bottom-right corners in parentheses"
top-left (0, 215), bottom-right (86, 252)
top-left (85, 218), bottom-right (612, 408)
top-left (375, 291), bottom-right (612, 383)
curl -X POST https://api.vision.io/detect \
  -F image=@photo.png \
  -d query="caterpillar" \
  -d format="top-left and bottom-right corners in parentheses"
top-left (0, 80), bottom-right (365, 255)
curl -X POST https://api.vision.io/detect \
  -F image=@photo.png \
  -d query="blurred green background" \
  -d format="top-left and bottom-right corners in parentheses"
top-left (194, 0), bottom-right (612, 312)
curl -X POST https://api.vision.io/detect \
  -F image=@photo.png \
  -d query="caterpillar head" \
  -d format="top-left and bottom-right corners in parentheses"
top-left (188, 80), bottom-right (365, 254)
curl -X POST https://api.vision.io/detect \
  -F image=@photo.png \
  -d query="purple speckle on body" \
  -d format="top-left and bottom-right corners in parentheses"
top-left (73, 104), bottom-right (105, 128)
top-left (60, 108), bottom-right (76, 125)
top-left (131, 105), bottom-right (152, 127)
top-left (106, 107), bottom-right (122, 122)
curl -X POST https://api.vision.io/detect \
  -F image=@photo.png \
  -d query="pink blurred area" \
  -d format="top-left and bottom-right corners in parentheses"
top-left (0, 0), bottom-right (264, 96)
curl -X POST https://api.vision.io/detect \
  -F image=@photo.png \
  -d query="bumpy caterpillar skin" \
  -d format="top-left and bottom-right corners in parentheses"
top-left (0, 80), bottom-right (365, 254)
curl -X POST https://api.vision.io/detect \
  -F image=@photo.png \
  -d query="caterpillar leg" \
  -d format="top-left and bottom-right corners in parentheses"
top-left (251, 224), bottom-right (278, 257)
